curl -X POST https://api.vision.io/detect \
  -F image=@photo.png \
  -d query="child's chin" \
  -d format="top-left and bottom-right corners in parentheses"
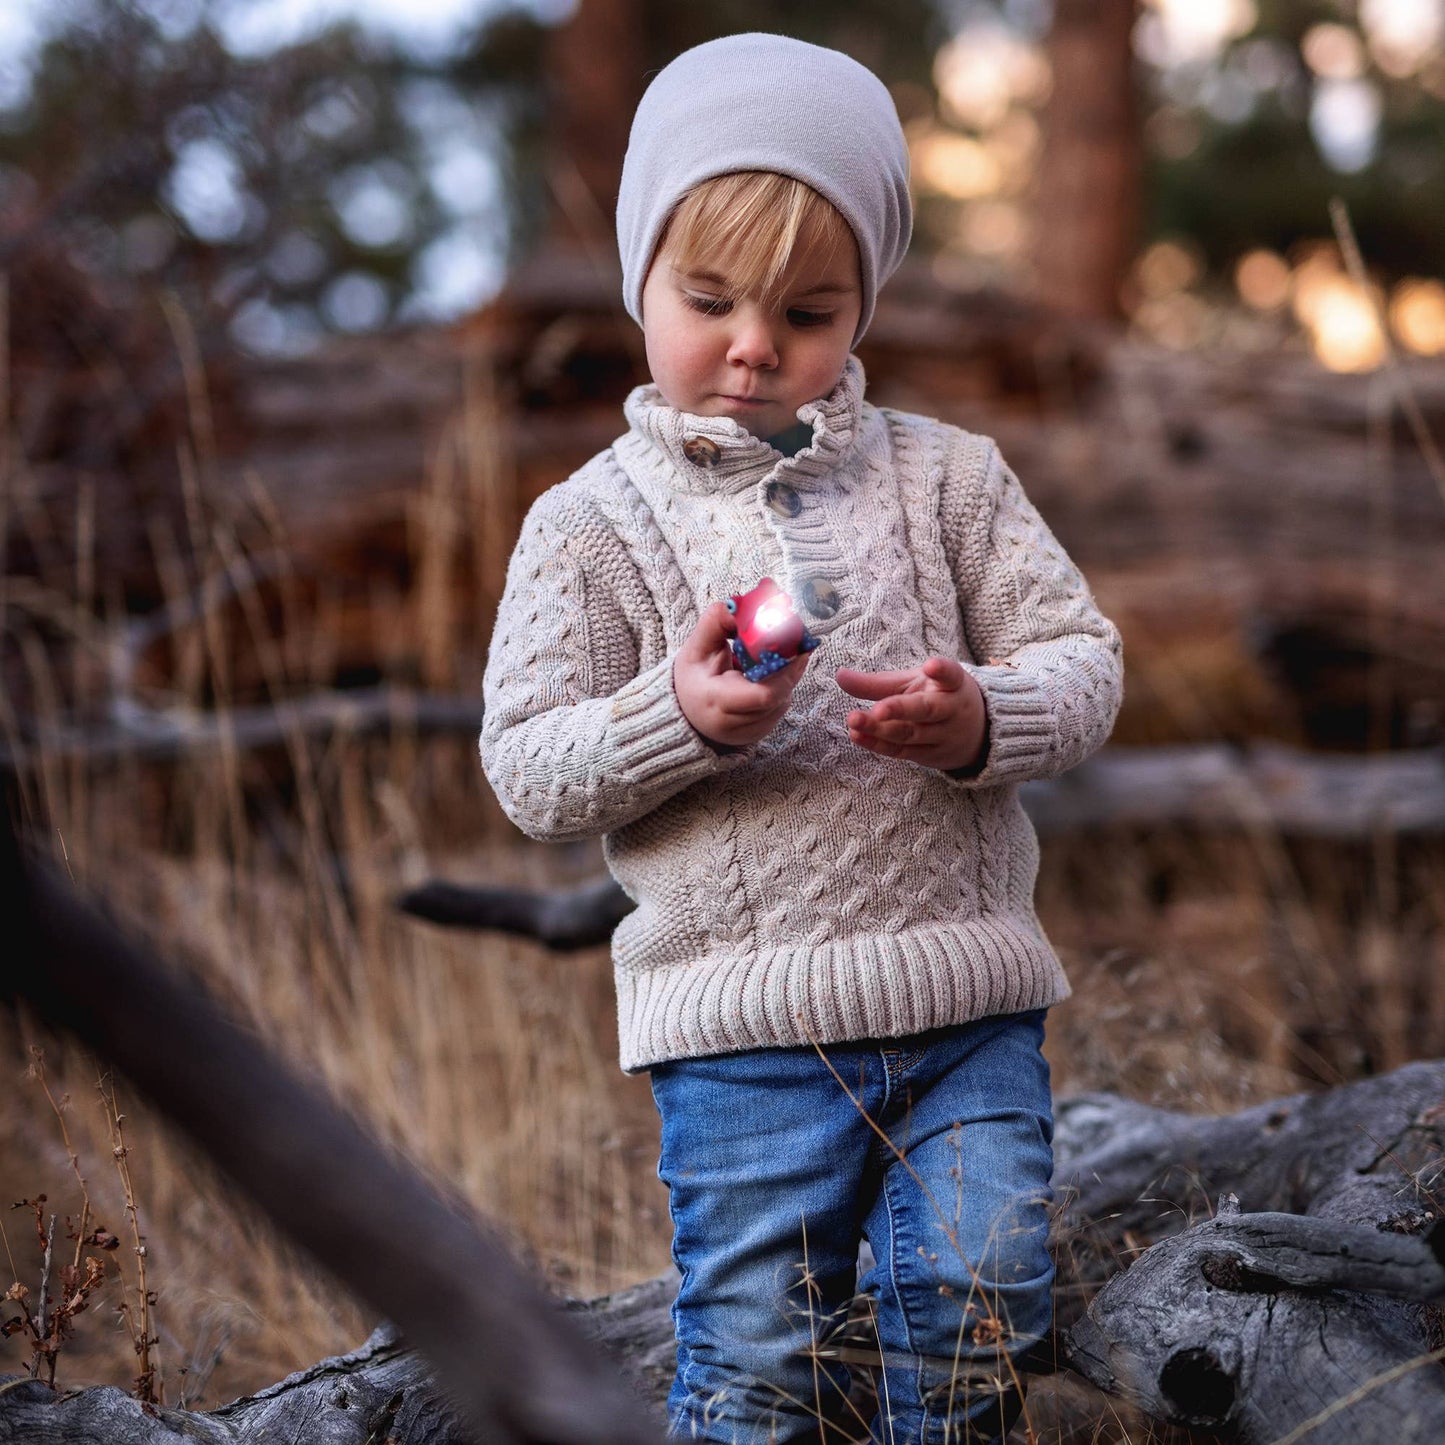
top-left (715, 404), bottom-right (780, 437)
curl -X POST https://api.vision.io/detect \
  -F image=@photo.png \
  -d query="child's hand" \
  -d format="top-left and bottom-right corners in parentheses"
top-left (836, 657), bottom-right (988, 772)
top-left (674, 602), bottom-right (811, 750)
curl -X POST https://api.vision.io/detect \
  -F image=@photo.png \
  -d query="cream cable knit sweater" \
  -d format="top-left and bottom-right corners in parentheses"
top-left (481, 359), bottom-right (1122, 1071)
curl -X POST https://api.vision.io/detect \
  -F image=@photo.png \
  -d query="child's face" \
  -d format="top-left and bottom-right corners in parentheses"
top-left (640, 228), bottom-right (862, 441)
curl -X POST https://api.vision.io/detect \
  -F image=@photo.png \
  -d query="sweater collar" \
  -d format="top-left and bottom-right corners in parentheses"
top-left (621, 356), bottom-right (866, 493)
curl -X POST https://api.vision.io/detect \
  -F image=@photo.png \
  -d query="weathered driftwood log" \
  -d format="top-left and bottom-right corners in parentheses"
top-left (1067, 1207), bottom-right (1445, 1440)
top-left (1055, 1062), bottom-right (1445, 1442)
top-left (0, 686), bottom-right (483, 767)
top-left (11, 685), bottom-right (1444, 842)
top-left (11, 268), bottom-right (1445, 749)
top-left (0, 811), bottom-right (664, 1445)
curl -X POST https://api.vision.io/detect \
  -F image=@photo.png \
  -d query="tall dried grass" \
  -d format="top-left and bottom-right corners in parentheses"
top-left (2, 326), bottom-right (1441, 1442)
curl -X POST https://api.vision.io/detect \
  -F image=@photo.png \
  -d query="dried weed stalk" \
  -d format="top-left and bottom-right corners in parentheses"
top-left (97, 1068), bottom-right (162, 1403)
top-left (0, 1050), bottom-right (119, 1389)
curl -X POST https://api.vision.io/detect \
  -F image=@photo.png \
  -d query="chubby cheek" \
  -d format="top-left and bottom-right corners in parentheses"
top-left (645, 327), bottom-right (716, 410)
top-left (798, 334), bottom-right (853, 397)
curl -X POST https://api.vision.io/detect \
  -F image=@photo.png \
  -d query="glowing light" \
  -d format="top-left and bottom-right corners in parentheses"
top-left (933, 26), bottom-right (1050, 131)
top-left (1235, 249), bottom-right (1291, 310)
top-left (984, 111), bottom-right (1042, 192)
top-left (1133, 293), bottom-right (1209, 350)
top-left (1292, 256), bottom-right (1386, 371)
top-left (911, 129), bottom-right (1002, 200)
top-left (754, 600), bottom-right (791, 636)
top-left (1136, 0), bottom-right (1258, 68)
top-left (1390, 278), bottom-right (1445, 355)
top-left (1135, 239), bottom-right (1203, 299)
top-left (959, 201), bottom-right (1025, 257)
top-left (1301, 23), bottom-right (1366, 80)
top-left (1361, 0), bottom-right (1444, 77)
top-left (1309, 78), bottom-right (1382, 173)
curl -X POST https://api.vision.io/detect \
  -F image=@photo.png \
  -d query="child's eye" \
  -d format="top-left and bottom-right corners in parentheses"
top-left (787, 308), bottom-right (834, 328)
top-left (684, 294), bottom-right (731, 316)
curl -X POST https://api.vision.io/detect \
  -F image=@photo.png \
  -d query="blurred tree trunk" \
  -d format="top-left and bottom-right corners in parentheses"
top-left (545, 0), bottom-right (646, 251)
top-left (1031, 0), bottom-right (1143, 320)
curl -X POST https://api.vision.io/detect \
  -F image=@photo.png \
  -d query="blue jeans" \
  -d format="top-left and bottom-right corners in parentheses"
top-left (650, 1010), bottom-right (1055, 1445)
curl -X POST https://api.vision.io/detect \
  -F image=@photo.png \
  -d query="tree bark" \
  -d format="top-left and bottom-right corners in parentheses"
top-left (1030, 0), bottom-right (1143, 320)
top-left (544, 0), bottom-right (646, 250)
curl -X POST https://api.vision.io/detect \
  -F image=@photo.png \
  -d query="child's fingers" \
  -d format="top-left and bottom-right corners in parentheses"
top-left (719, 658), bottom-right (805, 712)
top-left (869, 690), bottom-right (959, 726)
top-left (684, 600), bottom-right (738, 660)
top-left (920, 656), bottom-right (967, 689)
top-left (834, 665), bottom-right (921, 700)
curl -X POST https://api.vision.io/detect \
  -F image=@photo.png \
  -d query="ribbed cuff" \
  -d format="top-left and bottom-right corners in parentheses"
top-left (947, 664), bottom-right (1056, 787)
top-left (609, 655), bottom-right (741, 788)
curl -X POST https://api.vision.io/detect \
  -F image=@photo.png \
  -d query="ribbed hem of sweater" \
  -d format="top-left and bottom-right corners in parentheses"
top-left (615, 917), bottom-right (1070, 1071)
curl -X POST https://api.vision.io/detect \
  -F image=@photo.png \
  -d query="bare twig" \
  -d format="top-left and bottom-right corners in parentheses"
top-left (29, 1047), bottom-right (94, 1281)
top-left (34, 1214), bottom-right (54, 1370)
top-left (98, 1071), bottom-right (160, 1404)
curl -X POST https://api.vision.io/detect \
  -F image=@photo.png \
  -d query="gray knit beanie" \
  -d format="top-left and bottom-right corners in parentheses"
top-left (617, 33), bottom-right (912, 344)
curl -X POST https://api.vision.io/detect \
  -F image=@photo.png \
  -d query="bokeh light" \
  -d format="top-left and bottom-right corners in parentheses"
top-left (1361, 0), bottom-right (1445, 77)
top-left (1135, 239), bottom-right (1204, 299)
top-left (1235, 249), bottom-right (1291, 311)
top-left (1135, 0), bottom-right (1258, 68)
top-left (1301, 23), bottom-right (1367, 80)
top-left (1291, 250), bottom-right (1387, 372)
top-left (1390, 278), bottom-right (1445, 356)
top-left (911, 128), bottom-right (1002, 200)
top-left (933, 24), bottom-right (1050, 131)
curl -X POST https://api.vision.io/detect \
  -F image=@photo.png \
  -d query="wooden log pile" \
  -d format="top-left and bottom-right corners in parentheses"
top-left (6, 248), bottom-right (1445, 750)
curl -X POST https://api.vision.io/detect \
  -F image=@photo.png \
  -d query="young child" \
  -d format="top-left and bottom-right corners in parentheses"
top-left (481, 32), bottom-right (1122, 1445)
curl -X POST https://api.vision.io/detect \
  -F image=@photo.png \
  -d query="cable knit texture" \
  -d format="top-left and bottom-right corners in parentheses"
top-left (481, 358), bottom-right (1123, 1071)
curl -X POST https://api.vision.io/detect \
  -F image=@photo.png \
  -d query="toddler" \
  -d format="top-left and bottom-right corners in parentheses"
top-left (481, 32), bottom-right (1123, 1445)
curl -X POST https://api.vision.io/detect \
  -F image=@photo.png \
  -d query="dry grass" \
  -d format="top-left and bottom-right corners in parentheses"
top-left (2, 341), bottom-right (1441, 1441)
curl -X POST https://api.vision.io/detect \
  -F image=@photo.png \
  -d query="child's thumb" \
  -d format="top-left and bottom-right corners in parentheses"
top-left (687, 600), bottom-right (737, 658)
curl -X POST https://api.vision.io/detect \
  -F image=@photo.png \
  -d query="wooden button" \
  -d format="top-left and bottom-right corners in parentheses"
top-left (802, 578), bottom-right (840, 618)
top-left (765, 481), bottom-right (802, 518)
top-left (682, 435), bottom-right (721, 468)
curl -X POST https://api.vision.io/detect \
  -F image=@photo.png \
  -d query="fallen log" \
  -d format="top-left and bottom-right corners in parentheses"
top-left (396, 741), bottom-right (1445, 947)
top-left (1052, 1060), bottom-right (1445, 1442)
top-left (1067, 1208), bottom-right (1445, 1440)
top-left (0, 686), bottom-right (483, 766)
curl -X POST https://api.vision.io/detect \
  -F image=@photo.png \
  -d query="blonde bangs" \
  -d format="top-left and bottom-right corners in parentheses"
top-left (660, 172), bottom-right (853, 302)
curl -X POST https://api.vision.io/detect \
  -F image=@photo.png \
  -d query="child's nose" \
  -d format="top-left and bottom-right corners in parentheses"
top-left (726, 316), bottom-right (778, 370)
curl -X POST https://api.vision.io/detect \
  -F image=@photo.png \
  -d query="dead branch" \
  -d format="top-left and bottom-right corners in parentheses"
top-left (0, 808), bottom-right (663, 1445)
top-left (0, 688), bottom-right (482, 766)
top-left (395, 873), bottom-right (635, 948)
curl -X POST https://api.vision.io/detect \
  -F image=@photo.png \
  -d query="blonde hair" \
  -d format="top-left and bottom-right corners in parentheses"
top-left (656, 171), bottom-right (855, 304)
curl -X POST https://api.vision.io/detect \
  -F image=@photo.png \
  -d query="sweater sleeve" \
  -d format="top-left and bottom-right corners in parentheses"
top-left (941, 436), bottom-right (1123, 786)
top-left (480, 482), bottom-right (730, 842)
